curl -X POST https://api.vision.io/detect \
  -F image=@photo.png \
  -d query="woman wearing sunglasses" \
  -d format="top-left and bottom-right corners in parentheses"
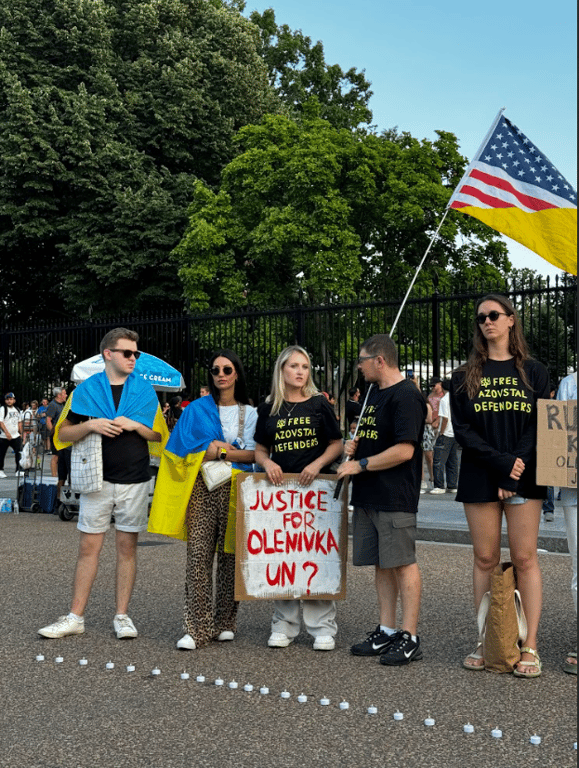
top-left (450, 295), bottom-right (550, 677)
top-left (172, 350), bottom-right (257, 650)
top-left (254, 346), bottom-right (344, 651)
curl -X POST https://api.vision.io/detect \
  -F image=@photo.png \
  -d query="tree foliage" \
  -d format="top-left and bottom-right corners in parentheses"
top-left (0, 0), bottom-right (275, 320)
top-left (249, 8), bottom-right (373, 130)
top-left (176, 112), bottom-right (511, 311)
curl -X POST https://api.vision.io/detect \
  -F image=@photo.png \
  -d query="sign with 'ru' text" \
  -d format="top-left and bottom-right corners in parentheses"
top-left (536, 399), bottom-right (577, 489)
top-left (235, 474), bottom-right (348, 601)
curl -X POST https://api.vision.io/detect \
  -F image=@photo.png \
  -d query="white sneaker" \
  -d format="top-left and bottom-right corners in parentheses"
top-left (177, 634), bottom-right (196, 650)
top-left (217, 631), bottom-right (235, 642)
top-left (420, 481), bottom-right (428, 490)
top-left (268, 632), bottom-right (293, 648)
top-left (313, 635), bottom-right (336, 651)
top-left (113, 614), bottom-right (138, 639)
top-left (38, 615), bottom-right (85, 638)
top-left (0, 470), bottom-right (6, 479)
top-left (429, 487), bottom-right (446, 494)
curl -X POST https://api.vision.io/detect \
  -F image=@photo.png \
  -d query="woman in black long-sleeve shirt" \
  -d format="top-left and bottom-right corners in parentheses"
top-left (450, 294), bottom-right (549, 678)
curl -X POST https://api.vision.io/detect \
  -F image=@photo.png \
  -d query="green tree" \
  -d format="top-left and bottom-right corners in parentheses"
top-left (248, 7), bottom-right (373, 130)
top-left (176, 112), bottom-right (510, 311)
top-left (0, 0), bottom-right (275, 320)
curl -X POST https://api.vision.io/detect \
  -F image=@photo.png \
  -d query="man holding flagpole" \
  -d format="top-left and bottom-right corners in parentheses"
top-left (38, 328), bottom-right (163, 641)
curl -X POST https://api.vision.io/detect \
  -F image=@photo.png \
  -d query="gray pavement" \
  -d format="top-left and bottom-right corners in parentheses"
top-left (0, 457), bottom-right (571, 552)
top-left (0, 466), bottom-right (577, 768)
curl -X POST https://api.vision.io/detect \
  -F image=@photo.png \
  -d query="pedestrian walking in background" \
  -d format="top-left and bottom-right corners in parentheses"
top-left (37, 397), bottom-right (50, 450)
top-left (254, 346), bottom-right (343, 651)
top-left (421, 377), bottom-right (443, 491)
top-left (45, 387), bottom-right (68, 477)
top-left (345, 387), bottom-right (362, 430)
top-left (164, 395), bottom-right (183, 432)
top-left (338, 334), bottom-right (426, 667)
top-left (22, 400), bottom-right (39, 445)
top-left (450, 294), bottom-right (550, 678)
top-left (0, 392), bottom-right (22, 477)
top-left (429, 379), bottom-right (458, 494)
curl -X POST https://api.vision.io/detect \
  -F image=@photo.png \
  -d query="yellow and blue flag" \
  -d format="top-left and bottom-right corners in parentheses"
top-left (53, 371), bottom-right (168, 455)
top-left (148, 394), bottom-right (251, 551)
top-left (449, 114), bottom-right (577, 275)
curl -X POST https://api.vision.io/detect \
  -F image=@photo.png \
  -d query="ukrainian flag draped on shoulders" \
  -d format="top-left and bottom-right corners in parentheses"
top-left (52, 371), bottom-right (168, 457)
top-left (148, 394), bottom-right (250, 552)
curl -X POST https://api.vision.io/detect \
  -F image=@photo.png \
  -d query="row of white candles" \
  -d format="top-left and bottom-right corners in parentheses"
top-left (36, 654), bottom-right (574, 748)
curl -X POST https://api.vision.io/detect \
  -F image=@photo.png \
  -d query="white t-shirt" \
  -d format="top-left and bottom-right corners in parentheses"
top-left (438, 393), bottom-right (454, 438)
top-left (22, 409), bottom-right (37, 432)
top-left (0, 406), bottom-right (22, 440)
top-left (219, 404), bottom-right (257, 450)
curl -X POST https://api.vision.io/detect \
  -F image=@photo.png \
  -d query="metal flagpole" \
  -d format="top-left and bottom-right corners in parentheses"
top-left (390, 106), bottom-right (507, 336)
top-left (334, 108), bottom-right (508, 499)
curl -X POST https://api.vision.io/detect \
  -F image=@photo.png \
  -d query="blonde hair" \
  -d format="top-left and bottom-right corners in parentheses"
top-left (267, 346), bottom-right (320, 415)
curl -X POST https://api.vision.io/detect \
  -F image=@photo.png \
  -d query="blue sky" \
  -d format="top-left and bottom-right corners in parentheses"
top-left (245, 0), bottom-right (577, 278)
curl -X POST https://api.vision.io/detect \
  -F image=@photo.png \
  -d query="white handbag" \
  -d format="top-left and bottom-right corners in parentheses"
top-left (70, 432), bottom-right (103, 494)
top-left (200, 405), bottom-right (246, 492)
top-left (19, 441), bottom-right (33, 470)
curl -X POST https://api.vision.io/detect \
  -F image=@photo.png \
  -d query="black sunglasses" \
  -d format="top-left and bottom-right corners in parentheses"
top-left (476, 311), bottom-right (510, 325)
top-left (210, 365), bottom-right (234, 376)
top-left (108, 349), bottom-right (141, 359)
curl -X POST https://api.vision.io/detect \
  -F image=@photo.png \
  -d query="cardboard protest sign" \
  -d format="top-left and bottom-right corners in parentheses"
top-left (235, 473), bottom-right (348, 601)
top-left (536, 399), bottom-right (577, 488)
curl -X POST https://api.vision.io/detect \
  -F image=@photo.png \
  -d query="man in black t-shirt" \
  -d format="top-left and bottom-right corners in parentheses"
top-left (337, 334), bottom-right (426, 667)
top-left (38, 328), bottom-right (162, 642)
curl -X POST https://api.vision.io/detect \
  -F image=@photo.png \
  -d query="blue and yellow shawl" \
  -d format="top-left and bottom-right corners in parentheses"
top-left (53, 370), bottom-right (167, 457)
top-left (148, 394), bottom-right (250, 552)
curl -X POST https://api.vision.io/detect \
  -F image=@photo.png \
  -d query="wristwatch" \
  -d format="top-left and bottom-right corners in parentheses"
top-left (219, 448), bottom-right (228, 461)
top-left (359, 458), bottom-right (369, 472)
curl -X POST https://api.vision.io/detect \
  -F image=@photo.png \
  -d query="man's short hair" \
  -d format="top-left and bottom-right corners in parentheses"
top-left (441, 378), bottom-right (451, 392)
top-left (348, 387), bottom-right (359, 398)
top-left (52, 387), bottom-right (64, 397)
top-left (100, 327), bottom-right (139, 355)
top-left (361, 334), bottom-right (398, 368)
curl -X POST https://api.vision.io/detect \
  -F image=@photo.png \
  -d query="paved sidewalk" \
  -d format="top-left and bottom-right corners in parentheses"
top-left (0, 513), bottom-right (576, 768)
top-left (1, 459), bottom-right (570, 552)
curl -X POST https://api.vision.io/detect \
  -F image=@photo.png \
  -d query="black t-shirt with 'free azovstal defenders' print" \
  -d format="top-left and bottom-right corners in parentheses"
top-left (254, 395), bottom-right (343, 474)
top-left (351, 379), bottom-right (427, 513)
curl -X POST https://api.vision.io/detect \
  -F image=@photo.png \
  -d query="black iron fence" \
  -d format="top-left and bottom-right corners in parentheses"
top-left (2, 277), bottom-right (576, 424)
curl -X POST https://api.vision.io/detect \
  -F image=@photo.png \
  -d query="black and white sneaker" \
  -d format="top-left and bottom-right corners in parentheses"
top-left (379, 631), bottom-right (423, 666)
top-left (351, 626), bottom-right (396, 657)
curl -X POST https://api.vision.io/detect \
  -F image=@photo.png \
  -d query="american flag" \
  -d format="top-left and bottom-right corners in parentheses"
top-left (450, 115), bottom-right (576, 213)
top-left (448, 114), bottom-right (577, 275)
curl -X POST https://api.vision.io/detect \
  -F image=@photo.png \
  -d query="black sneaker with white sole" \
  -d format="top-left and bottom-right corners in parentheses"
top-left (379, 631), bottom-right (423, 666)
top-left (351, 626), bottom-right (396, 656)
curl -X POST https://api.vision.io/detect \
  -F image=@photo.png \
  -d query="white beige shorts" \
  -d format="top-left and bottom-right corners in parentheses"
top-left (77, 481), bottom-right (149, 534)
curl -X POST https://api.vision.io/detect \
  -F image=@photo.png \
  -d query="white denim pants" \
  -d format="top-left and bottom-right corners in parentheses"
top-left (271, 599), bottom-right (337, 639)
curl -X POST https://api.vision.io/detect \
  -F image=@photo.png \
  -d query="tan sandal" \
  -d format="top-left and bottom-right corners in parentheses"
top-left (563, 650), bottom-right (577, 675)
top-left (513, 647), bottom-right (542, 678)
top-left (463, 642), bottom-right (485, 671)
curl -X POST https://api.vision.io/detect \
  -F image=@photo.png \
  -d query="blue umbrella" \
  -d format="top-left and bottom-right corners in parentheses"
top-left (71, 352), bottom-right (185, 392)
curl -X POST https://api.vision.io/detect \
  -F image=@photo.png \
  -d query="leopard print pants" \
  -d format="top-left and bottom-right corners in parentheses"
top-left (184, 474), bottom-right (238, 646)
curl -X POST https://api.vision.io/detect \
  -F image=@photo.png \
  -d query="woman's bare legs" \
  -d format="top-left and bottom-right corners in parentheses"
top-left (463, 502), bottom-right (503, 667)
top-left (505, 499), bottom-right (543, 675)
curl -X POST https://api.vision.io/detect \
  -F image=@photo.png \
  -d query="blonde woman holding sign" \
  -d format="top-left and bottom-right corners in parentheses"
top-left (254, 346), bottom-right (343, 651)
